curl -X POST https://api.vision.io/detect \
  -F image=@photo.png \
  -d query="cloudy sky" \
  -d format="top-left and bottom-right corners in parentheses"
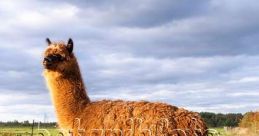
top-left (1, 0), bottom-right (259, 122)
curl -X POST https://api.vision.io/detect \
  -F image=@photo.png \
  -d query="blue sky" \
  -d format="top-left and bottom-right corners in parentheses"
top-left (1, 0), bottom-right (259, 122)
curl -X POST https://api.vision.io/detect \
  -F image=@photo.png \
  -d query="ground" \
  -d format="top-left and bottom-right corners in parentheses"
top-left (0, 127), bottom-right (58, 136)
top-left (0, 127), bottom-right (229, 136)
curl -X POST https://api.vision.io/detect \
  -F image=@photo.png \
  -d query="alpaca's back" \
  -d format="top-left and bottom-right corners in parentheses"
top-left (75, 100), bottom-right (207, 136)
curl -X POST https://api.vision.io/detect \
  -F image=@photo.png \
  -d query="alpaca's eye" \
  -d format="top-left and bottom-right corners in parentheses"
top-left (55, 54), bottom-right (64, 61)
top-left (50, 54), bottom-right (64, 61)
top-left (55, 55), bottom-right (62, 60)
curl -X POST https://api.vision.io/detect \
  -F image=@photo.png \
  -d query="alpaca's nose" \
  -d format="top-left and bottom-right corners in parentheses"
top-left (43, 57), bottom-right (53, 68)
top-left (44, 57), bottom-right (52, 63)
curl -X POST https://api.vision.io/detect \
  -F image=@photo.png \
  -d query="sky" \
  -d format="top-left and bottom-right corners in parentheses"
top-left (0, 0), bottom-right (259, 122)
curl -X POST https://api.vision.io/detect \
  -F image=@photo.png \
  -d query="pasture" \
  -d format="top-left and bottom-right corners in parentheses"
top-left (0, 127), bottom-right (59, 136)
top-left (0, 126), bottom-right (226, 136)
top-left (2, 126), bottom-right (258, 136)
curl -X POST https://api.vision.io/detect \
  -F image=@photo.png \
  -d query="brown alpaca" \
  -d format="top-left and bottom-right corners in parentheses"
top-left (43, 38), bottom-right (208, 136)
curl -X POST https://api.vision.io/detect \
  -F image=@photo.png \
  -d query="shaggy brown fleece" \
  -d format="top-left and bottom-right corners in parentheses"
top-left (43, 38), bottom-right (208, 136)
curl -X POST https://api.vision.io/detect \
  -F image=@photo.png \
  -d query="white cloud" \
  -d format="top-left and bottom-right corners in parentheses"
top-left (0, 92), bottom-right (54, 122)
top-left (228, 76), bottom-right (259, 83)
top-left (0, 104), bottom-right (55, 122)
top-left (19, 5), bottom-right (79, 29)
top-left (227, 92), bottom-right (259, 97)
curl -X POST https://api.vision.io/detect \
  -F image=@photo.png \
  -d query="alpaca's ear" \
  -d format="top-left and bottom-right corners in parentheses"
top-left (67, 38), bottom-right (73, 53)
top-left (46, 38), bottom-right (51, 45)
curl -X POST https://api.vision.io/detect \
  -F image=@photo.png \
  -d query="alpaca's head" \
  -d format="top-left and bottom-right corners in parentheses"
top-left (43, 38), bottom-right (76, 72)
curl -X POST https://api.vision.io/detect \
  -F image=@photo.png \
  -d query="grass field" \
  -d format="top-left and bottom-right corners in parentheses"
top-left (210, 128), bottom-right (227, 136)
top-left (0, 127), bottom-right (60, 136)
top-left (210, 127), bottom-right (259, 136)
top-left (4, 126), bottom-right (259, 136)
top-left (0, 127), bottom-right (230, 136)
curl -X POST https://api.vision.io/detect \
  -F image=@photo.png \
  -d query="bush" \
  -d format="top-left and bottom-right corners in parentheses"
top-left (199, 112), bottom-right (243, 127)
top-left (239, 111), bottom-right (259, 129)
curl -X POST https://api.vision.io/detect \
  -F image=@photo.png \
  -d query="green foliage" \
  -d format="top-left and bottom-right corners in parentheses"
top-left (0, 121), bottom-right (58, 136)
top-left (199, 112), bottom-right (243, 127)
top-left (0, 120), bottom-right (56, 128)
top-left (0, 127), bottom-right (59, 136)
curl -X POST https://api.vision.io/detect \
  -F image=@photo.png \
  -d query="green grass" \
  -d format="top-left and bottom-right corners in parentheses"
top-left (209, 127), bottom-right (227, 136)
top-left (208, 127), bottom-right (259, 136)
top-left (0, 127), bottom-right (60, 136)
top-left (0, 127), bottom-right (237, 136)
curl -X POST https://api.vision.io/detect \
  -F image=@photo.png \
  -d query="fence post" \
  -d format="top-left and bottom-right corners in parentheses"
top-left (31, 120), bottom-right (35, 136)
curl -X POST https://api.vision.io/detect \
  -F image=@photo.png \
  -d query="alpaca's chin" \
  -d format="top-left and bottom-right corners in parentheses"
top-left (43, 64), bottom-right (57, 70)
top-left (43, 63), bottom-right (52, 69)
top-left (43, 66), bottom-right (51, 69)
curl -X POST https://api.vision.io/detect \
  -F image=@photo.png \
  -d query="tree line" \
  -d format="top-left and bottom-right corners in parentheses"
top-left (199, 112), bottom-right (243, 127)
top-left (0, 120), bottom-right (56, 128)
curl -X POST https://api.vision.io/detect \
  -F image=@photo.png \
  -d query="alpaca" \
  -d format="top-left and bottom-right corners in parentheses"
top-left (43, 38), bottom-right (208, 136)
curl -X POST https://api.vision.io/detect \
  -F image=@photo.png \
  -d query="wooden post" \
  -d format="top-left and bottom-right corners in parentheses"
top-left (31, 120), bottom-right (35, 136)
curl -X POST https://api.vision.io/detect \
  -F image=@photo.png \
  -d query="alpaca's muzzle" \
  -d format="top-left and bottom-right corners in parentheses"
top-left (43, 57), bottom-right (53, 68)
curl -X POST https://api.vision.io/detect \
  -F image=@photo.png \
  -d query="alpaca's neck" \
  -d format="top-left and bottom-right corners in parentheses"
top-left (44, 62), bottom-right (90, 129)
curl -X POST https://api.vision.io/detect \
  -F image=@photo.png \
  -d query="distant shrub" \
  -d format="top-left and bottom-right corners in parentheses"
top-left (0, 120), bottom-right (56, 128)
top-left (239, 111), bottom-right (259, 129)
top-left (199, 112), bottom-right (243, 127)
